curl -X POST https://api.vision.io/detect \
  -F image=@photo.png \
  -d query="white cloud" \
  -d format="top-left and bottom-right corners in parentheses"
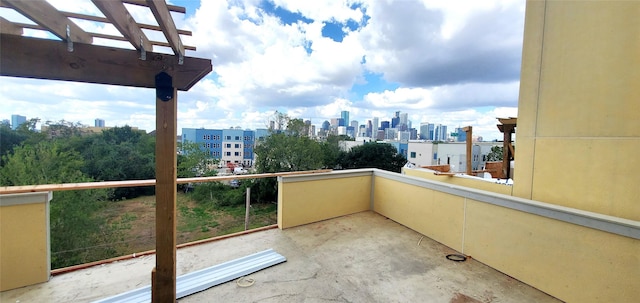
top-left (1, 0), bottom-right (526, 142)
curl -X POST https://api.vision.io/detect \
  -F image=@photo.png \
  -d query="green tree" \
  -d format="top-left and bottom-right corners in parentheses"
top-left (321, 135), bottom-right (352, 169)
top-left (0, 141), bottom-right (118, 268)
top-left (252, 113), bottom-right (326, 203)
top-left (338, 143), bottom-right (407, 173)
top-left (0, 124), bottom-right (29, 165)
top-left (178, 141), bottom-right (218, 178)
top-left (254, 133), bottom-right (324, 173)
top-left (69, 126), bottom-right (156, 199)
top-left (486, 146), bottom-right (504, 161)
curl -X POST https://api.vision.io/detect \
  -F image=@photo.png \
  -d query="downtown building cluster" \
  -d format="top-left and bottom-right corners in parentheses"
top-left (317, 110), bottom-right (467, 143)
top-left (181, 110), bottom-right (476, 169)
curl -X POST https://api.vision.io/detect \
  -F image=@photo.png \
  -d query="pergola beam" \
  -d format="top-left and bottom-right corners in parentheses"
top-left (124, 0), bottom-right (186, 13)
top-left (146, 0), bottom-right (184, 61)
top-left (0, 17), bottom-right (23, 35)
top-left (497, 117), bottom-right (517, 179)
top-left (92, 0), bottom-right (153, 52)
top-left (3, 0), bottom-right (93, 44)
top-left (0, 34), bottom-right (211, 91)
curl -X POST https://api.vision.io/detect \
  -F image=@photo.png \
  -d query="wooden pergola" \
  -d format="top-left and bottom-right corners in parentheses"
top-left (497, 117), bottom-right (516, 179)
top-left (0, 1), bottom-right (212, 302)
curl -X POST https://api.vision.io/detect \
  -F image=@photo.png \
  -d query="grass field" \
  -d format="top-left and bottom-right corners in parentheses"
top-left (98, 192), bottom-right (277, 257)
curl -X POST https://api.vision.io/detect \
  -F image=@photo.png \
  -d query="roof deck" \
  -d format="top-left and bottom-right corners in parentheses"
top-left (1, 211), bottom-right (560, 303)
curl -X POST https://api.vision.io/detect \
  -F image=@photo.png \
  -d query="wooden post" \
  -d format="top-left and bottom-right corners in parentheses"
top-left (463, 126), bottom-right (472, 175)
top-left (152, 72), bottom-right (177, 303)
top-left (244, 187), bottom-right (251, 230)
top-left (502, 124), bottom-right (515, 180)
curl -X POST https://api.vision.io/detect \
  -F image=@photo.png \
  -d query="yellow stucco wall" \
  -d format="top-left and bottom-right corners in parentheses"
top-left (514, 0), bottom-right (640, 220)
top-left (464, 200), bottom-right (640, 303)
top-left (0, 193), bottom-right (51, 291)
top-left (373, 176), bottom-right (464, 252)
top-left (278, 174), bottom-right (371, 229)
top-left (277, 170), bottom-right (639, 302)
top-left (403, 168), bottom-right (513, 196)
top-left (371, 174), bottom-right (639, 303)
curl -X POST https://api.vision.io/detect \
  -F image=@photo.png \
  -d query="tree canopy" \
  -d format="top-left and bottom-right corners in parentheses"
top-left (338, 142), bottom-right (407, 173)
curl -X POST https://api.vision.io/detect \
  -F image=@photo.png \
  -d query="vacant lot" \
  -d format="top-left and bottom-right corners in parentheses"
top-left (98, 192), bottom-right (277, 256)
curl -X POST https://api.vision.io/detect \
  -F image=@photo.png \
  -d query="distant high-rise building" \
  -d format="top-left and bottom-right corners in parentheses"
top-left (456, 127), bottom-right (466, 142)
top-left (321, 120), bottom-right (331, 130)
top-left (95, 118), bottom-right (105, 127)
top-left (350, 120), bottom-right (358, 129)
top-left (419, 122), bottom-right (430, 140)
top-left (11, 114), bottom-right (26, 130)
top-left (380, 121), bottom-right (390, 130)
top-left (304, 120), bottom-right (312, 136)
top-left (434, 125), bottom-right (448, 141)
top-left (428, 123), bottom-right (435, 140)
top-left (399, 113), bottom-right (408, 131)
top-left (337, 118), bottom-right (345, 127)
top-left (409, 128), bottom-right (418, 140)
top-left (372, 117), bottom-right (379, 138)
top-left (391, 116), bottom-right (400, 128)
top-left (341, 111), bottom-right (349, 126)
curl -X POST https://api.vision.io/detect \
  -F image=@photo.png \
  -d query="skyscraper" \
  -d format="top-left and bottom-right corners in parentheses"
top-left (11, 114), bottom-right (26, 130)
top-left (321, 120), bottom-right (330, 130)
top-left (391, 111), bottom-right (400, 128)
top-left (419, 122), bottom-right (430, 140)
top-left (341, 111), bottom-right (349, 127)
top-left (95, 118), bottom-right (105, 127)
top-left (380, 121), bottom-right (390, 130)
top-left (372, 117), bottom-right (379, 139)
top-left (399, 113), bottom-right (408, 131)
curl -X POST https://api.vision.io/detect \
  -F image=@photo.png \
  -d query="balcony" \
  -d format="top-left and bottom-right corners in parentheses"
top-left (1, 168), bottom-right (638, 302)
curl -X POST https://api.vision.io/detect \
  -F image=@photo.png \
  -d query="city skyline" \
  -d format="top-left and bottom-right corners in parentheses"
top-left (0, 0), bottom-right (522, 141)
top-left (4, 110), bottom-right (477, 142)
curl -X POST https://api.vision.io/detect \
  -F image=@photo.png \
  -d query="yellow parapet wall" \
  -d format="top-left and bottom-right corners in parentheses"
top-left (0, 192), bottom-right (52, 291)
top-left (373, 176), bottom-right (464, 252)
top-left (464, 199), bottom-right (640, 303)
top-left (371, 172), bottom-right (639, 303)
top-left (279, 169), bottom-right (639, 302)
top-left (278, 170), bottom-right (372, 229)
top-left (403, 167), bottom-right (513, 196)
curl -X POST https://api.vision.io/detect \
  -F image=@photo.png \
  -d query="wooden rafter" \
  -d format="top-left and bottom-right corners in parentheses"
top-left (0, 34), bottom-right (210, 91)
top-left (0, 17), bottom-right (22, 35)
top-left (146, 0), bottom-right (184, 61)
top-left (92, 0), bottom-right (153, 51)
top-left (3, 0), bottom-right (93, 44)
top-left (5, 20), bottom-right (196, 51)
top-left (124, 0), bottom-right (186, 13)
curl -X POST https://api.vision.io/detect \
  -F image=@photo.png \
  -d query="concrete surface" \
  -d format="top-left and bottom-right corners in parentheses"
top-left (1, 211), bottom-right (562, 303)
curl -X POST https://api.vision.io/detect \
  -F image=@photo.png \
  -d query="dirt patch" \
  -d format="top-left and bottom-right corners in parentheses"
top-left (107, 193), bottom-right (277, 256)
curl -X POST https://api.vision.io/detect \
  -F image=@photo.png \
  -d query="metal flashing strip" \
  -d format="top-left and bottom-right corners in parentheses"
top-left (278, 169), bottom-right (372, 183)
top-left (93, 249), bottom-right (286, 303)
top-left (373, 169), bottom-right (640, 240)
top-left (0, 191), bottom-right (53, 206)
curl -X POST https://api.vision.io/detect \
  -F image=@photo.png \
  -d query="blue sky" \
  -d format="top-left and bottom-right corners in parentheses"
top-left (0, 0), bottom-right (525, 141)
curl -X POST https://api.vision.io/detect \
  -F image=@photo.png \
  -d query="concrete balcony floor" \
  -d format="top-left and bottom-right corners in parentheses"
top-left (1, 211), bottom-right (561, 303)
